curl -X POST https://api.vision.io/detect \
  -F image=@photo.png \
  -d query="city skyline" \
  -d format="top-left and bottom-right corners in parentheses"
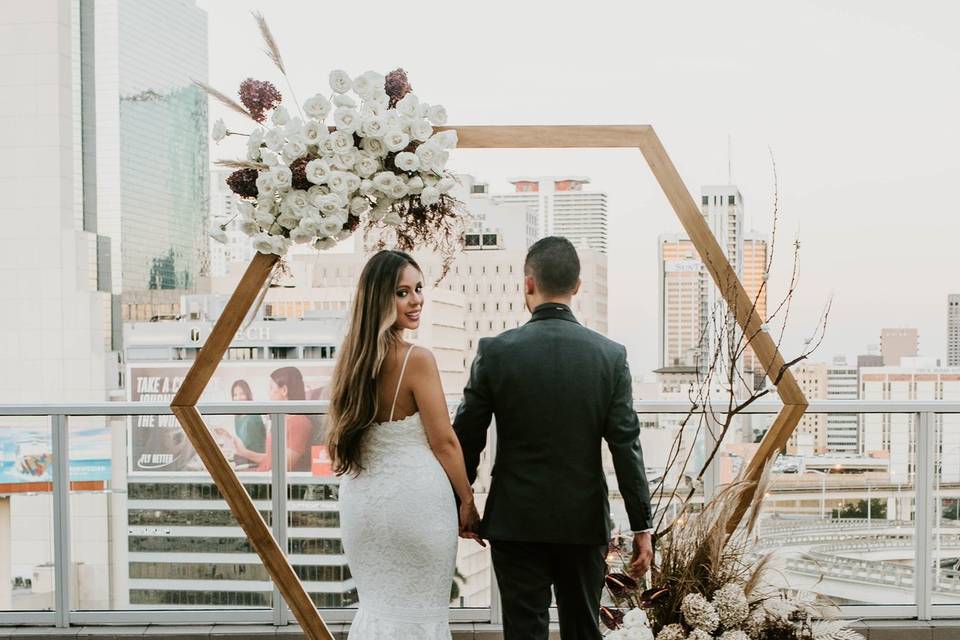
top-left (199, 0), bottom-right (960, 377)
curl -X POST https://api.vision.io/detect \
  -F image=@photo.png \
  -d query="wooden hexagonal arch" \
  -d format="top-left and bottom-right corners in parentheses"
top-left (171, 125), bottom-right (808, 639)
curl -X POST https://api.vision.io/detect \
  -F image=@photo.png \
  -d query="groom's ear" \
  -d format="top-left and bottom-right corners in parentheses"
top-left (571, 278), bottom-right (581, 296)
top-left (524, 274), bottom-right (536, 296)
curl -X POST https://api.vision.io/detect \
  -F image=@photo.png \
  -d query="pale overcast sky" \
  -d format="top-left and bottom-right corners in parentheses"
top-left (198, 0), bottom-right (960, 377)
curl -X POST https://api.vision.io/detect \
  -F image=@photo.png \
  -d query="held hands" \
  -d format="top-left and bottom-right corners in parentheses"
top-left (458, 497), bottom-right (486, 547)
top-left (628, 531), bottom-right (653, 577)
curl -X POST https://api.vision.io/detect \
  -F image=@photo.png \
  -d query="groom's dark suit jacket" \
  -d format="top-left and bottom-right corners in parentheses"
top-left (453, 302), bottom-right (652, 546)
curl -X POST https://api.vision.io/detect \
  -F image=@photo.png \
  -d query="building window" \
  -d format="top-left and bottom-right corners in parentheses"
top-left (728, 195), bottom-right (735, 205)
top-left (701, 195), bottom-right (709, 205)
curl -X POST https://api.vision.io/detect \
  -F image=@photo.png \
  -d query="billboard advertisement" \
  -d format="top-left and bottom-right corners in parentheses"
top-left (0, 425), bottom-right (111, 491)
top-left (127, 361), bottom-right (335, 477)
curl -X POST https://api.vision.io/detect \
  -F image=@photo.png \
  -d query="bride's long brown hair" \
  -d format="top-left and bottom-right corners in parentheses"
top-left (327, 250), bottom-right (422, 475)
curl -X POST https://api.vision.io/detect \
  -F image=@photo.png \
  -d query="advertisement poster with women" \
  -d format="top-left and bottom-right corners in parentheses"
top-left (126, 361), bottom-right (335, 477)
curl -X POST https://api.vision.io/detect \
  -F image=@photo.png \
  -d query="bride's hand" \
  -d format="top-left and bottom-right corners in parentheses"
top-left (458, 498), bottom-right (486, 547)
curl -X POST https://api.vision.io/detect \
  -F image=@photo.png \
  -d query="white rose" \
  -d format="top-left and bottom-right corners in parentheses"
top-left (317, 194), bottom-right (345, 215)
top-left (270, 236), bottom-right (291, 256)
top-left (248, 127), bottom-right (265, 149)
top-left (319, 138), bottom-right (336, 156)
top-left (335, 228), bottom-right (353, 241)
top-left (420, 186), bottom-right (440, 206)
top-left (253, 233), bottom-right (275, 254)
top-left (271, 105), bottom-right (290, 126)
top-left (382, 210), bottom-right (403, 226)
top-left (383, 130), bottom-right (410, 153)
top-left (305, 158), bottom-right (331, 185)
top-left (334, 107), bottom-right (360, 134)
top-left (315, 236), bottom-right (338, 250)
top-left (369, 90), bottom-right (390, 110)
top-left (211, 119), bottom-right (227, 142)
top-left (436, 176), bottom-right (456, 193)
top-left (264, 128), bottom-right (285, 152)
top-left (433, 149), bottom-right (450, 173)
top-left (255, 172), bottom-right (274, 193)
top-left (359, 179), bottom-right (375, 195)
top-left (360, 115), bottom-right (387, 138)
top-left (282, 139), bottom-right (307, 163)
top-left (327, 170), bottom-right (353, 193)
top-left (329, 69), bottom-right (352, 94)
top-left (388, 181), bottom-right (409, 199)
top-left (254, 209), bottom-right (276, 230)
top-left (333, 94), bottom-right (357, 108)
top-left (421, 173), bottom-right (439, 187)
top-left (382, 110), bottom-right (404, 131)
top-left (349, 196), bottom-right (370, 215)
top-left (306, 185), bottom-right (329, 207)
top-left (303, 94), bottom-right (332, 120)
top-left (276, 210), bottom-right (300, 230)
top-left (298, 215), bottom-right (320, 234)
top-left (303, 119), bottom-right (329, 146)
top-left (353, 152), bottom-right (380, 178)
top-left (396, 93), bottom-right (419, 117)
top-left (373, 171), bottom-right (398, 191)
top-left (209, 224), bottom-right (228, 243)
top-left (605, 630), bottom-right (627, 640)
top-left (360, 102), bottom-right (384, 118)
top-left (394, 151), bottom-right (420, 172)
top-left (270, 165), bottom-right (293, 189)
top-left (427, 104), bottom-right (448, 125)
top-left (415, 141), bottom-right (442, 172)
top-left (238, 218), bottom-right (259, 236)
top-left (331, 130), bottom-right (354, 153)
top-left (361, 136), bottom-right (387, 157)
top-left (256, 192), bottom-right (275, 211)
top-left (431, 129), bottom-right (458, 149)
top-left (415, 102), bottom-right (430, 118)
top-left (289, 226), bottom-right (315, 244)
top-left (261, 149), bottom-right (280, 167)
top-left (406, 175), bottom-right (424, 194)
top-left (352, 71), bottom-right (384, 99)
top-left (236, 201), bottom-right (255, 218)
top-left (284, 189), bottom-right (310, 214)
top-left (342, 172), bottom-right (361, 193)
top-left (331, 148), bottom-right (357, 171)
top-left (319, 218), bottom-right (343, 237)
top-left (410, 118), bottom-right (433, 142)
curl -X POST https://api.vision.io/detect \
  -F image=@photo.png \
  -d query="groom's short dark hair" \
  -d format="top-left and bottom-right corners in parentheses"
top-left (524, 236), bottom-right (580, 296)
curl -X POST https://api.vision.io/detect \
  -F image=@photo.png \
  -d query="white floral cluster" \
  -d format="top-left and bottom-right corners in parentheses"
top-left (605, 608), bottom-right (654, 640)
top-left (651, 586), bottom-right (862, 640)
top-left (211, 69), bottom-right (457, 256)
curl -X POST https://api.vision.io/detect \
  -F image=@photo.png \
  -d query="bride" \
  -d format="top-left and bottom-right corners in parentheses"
top-left (327, 249), bottom-right (483, 639)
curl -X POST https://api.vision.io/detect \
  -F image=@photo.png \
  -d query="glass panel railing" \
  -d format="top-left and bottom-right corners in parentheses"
top-left (0, 416), bottom-right (55, 612)
top-left (933, 415), bottom-right (960, 605)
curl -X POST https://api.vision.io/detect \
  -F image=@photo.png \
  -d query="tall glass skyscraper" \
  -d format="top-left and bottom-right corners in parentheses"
top-left (95, 0), bottom-right (209, 323)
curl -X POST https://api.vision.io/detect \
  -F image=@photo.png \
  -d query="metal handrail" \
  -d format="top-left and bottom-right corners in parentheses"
top-left (3, 399), bottom-right (960, 416)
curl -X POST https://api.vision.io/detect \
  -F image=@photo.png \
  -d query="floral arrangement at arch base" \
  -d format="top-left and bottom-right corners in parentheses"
top-left (600, 480), bottom-right (864, 640)
top-left (204, 13), bottom-right (462, 271)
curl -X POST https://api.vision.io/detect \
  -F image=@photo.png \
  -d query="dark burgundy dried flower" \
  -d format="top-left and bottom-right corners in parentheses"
top-left (226, 168), bottom-right (258, 198)
top-left (344, 214), bottom-right (361, 232)
top-left (384, 68), bottom-right (412, 108)
top-left (289, 156), bottom-right (313, 191)
top-left (639, 586), bottom-right (670, 608)
top-left (599, 607), bottom-right (625, 631)
top-left (238, 78), bottom-right (282, 123)
top-left (605, 572), bottom-right (639, 599)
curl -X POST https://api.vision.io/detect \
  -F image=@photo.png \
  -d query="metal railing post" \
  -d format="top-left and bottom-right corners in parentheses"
top-left (916, 412), bottom-right (934, 620)
top-left (52, 414), bottom-right (71, 627)
top-left (271, 412), bottom-right (290, 625)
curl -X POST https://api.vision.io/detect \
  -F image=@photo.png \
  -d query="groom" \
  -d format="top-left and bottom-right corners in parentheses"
top-left (454, 236), bottom-right (654, 640)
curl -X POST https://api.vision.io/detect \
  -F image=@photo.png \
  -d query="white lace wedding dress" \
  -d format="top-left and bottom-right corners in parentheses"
top-left (339, 346), bottom-right (458, 639)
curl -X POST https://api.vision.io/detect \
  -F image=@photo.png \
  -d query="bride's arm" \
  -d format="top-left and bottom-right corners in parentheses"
top-left (408, 347), bottom-right (476, 508)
